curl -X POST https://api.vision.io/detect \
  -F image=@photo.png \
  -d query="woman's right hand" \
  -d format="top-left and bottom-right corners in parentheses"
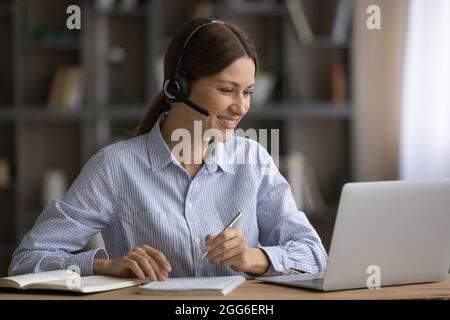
top-left (93, 245), bottom-right (172, 281)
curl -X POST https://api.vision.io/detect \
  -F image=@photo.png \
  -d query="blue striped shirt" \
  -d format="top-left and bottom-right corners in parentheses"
top-left (9, 112), bottom-right (328, 278)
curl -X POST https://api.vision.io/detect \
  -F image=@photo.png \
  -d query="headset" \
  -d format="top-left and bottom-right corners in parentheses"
top-left (162, 18), bottom-right (225, 117)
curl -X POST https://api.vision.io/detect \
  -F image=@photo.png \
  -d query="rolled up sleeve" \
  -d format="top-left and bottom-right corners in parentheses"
top-left (255, 149), bottom-right (328, 275)
top-left (9, 149), bottom-right (115, 276)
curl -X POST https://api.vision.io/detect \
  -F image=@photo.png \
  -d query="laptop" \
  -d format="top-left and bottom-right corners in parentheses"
top-left (256, 180), bottom-right (450, 291)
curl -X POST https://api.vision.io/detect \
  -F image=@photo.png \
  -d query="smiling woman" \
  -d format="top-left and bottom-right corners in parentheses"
top-left (134, 18), bottom-right (258, 142)
top-left (9, 17), bottom-right (328, 281)
top-left (165, 56), bottom-right (256, 144)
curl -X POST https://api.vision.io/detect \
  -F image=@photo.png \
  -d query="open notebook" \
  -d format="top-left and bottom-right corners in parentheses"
top-left (0, 270), bottom-right (143, 294)
top-left (139, 276), bottom-right (246, 296)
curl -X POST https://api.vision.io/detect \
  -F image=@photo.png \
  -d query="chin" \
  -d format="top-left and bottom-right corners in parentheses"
top-left (207, 119), bottom-right (236, 143)
top-left (213, 129), bottom-right (234, 143)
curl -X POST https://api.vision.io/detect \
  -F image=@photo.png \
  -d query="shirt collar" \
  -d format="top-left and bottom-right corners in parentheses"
top-left (147, 112), bottom-right (176, 171)
top-left (146, 112), bottom-right (235, 174)
top-left (204, 140), bottom-right (235, 174)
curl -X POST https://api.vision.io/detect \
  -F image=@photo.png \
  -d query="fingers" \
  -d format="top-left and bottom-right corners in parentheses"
top-left (205, 229), bottom-right (241, 253)
top-left (143, 245), bottom-right (172, 273)
top-left (210, 245), bottom-right (245, 265)
top-left (205, 229), bottom-right (246, 262)
top-left (125, 246), bottom-right (172, 281)
top-left (206, 236), bottom-right (240, 261)
top-left (219, 253), bottom-right (246, 268)
top-left (123, 256), bottom-right (146, 280)
top-left (126, 251), bottom-right (157, 281)
top-left (131, 248), bottom-right (166, 281)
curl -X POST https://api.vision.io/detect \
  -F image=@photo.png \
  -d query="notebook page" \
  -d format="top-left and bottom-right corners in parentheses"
top-left (31, 275), bottom-right (142, 293)
top-left (139, 276), bottom-right (246, 295)
top-left (1, 270), bottom-right (74, 288)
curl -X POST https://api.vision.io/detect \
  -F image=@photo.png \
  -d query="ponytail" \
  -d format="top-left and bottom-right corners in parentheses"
top-left (133, 91), bottom-right (170, 137)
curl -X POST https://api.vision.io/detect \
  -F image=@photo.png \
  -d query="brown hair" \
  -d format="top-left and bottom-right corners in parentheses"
top-left (133, 17), bottom-right (259, 136)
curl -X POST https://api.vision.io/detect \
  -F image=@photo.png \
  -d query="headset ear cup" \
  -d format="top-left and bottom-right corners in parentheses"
top-left (177, 71), bottom-right (191, 100)
top-left (163, 78), bottom-right (181, 101)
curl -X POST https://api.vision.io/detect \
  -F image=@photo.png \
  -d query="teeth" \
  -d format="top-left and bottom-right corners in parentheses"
top-left (218, 116), bottom-right (237, 126)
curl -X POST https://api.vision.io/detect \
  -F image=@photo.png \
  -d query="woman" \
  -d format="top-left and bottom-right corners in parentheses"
top-left (9, 17), bottom-right (327, 280)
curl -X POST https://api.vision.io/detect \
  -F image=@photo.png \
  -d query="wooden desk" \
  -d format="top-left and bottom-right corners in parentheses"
top-left (1, 275), bottom-right (450, 300)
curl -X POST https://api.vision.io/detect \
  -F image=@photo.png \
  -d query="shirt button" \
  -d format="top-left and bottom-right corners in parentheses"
top-left (195, 237), bottom-right (201, 244)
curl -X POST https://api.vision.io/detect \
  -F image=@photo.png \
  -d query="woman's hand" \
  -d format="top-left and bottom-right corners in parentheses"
top-left (93, 245), bottom-right (172, 281)
top-left (204, 229), bottom-right (270, 275)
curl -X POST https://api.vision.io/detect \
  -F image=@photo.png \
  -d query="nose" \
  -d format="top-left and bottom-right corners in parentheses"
top-left (230, 93), bottom-right (248, 115)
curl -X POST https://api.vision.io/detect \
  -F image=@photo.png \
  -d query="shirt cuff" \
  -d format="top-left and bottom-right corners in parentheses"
top-left (256, 246), bottom-right (309, 277)
top-left (65, 248), bottom-right (109, 276)
top-left (259, 246), bottom-right (292, 273)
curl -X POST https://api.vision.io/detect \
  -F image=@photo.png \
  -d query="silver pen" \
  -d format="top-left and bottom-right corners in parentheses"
top-left (201, 211), bottom-right (243, 259)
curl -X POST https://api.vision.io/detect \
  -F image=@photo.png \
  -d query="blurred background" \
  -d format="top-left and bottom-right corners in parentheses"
top-left (0, 0), bottom-right (449, 276)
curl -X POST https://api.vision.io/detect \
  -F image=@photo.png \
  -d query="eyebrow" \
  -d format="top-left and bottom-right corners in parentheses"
top-left (216, 79), bottom-right (255, 88)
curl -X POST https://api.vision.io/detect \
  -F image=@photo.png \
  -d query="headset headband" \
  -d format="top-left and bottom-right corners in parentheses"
top-left (171, 18), bottom-right (225, 80)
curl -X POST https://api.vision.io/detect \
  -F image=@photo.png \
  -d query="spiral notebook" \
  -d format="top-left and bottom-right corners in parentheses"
top-left (138, 276), bottom-right (246, 296)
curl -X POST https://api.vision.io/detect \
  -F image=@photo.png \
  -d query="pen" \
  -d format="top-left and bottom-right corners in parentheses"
top-left (201, 211), bottom-right (243, 259)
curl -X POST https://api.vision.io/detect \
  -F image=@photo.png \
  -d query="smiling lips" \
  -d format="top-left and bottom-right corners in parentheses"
top-left (217, 115), bottom-right (239, 129)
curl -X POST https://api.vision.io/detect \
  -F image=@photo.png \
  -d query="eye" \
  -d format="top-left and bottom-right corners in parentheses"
top-left (244, 90), bottom-right (253, 96)
top-left (220, 88), bottom-right (233, 94)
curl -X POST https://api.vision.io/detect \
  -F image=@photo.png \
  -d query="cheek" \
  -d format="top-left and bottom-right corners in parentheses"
top-left (204, 93), bottom-right (231, 114)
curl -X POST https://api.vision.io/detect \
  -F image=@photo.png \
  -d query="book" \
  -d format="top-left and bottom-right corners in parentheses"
top-left (138, 276), bottom-right (246, 296)
top-left (47, 66), bottom-right (83, 112)
top-left (285, 0), bottom-right (314, 44)
top-left (331, 51), bottom-right (347, 105)
top-left (0, 270), bottom-right (143, 294)
top-left (332, 0), bottom-right (355, 45)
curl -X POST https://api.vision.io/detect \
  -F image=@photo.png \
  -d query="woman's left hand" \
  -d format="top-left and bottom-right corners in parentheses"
top-left (204, 229), bottom-right (270, 275)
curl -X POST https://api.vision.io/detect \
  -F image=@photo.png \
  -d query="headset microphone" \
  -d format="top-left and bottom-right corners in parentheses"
top-left (176, 95), bottom-right (210, 117)
top-left (163, 77), bottom-right (210, 116)
top-left (162, 18), bottom-right (225, 117)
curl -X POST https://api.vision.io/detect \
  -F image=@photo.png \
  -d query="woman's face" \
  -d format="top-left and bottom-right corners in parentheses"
top-left (188, 56), bottom-right (256, 142)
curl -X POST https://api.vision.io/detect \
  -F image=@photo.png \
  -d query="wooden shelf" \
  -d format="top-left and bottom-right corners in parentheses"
top-left (106, 104), bottom-right (353, 121)
top-left (247, 103), bottom-right (352, 120)
top-left (0, 108), bottom-right (86, 121)
top-left (92, 5), bottom-right (149, 18)
top-left (299, 36), bottom-right (351, 49)
top-left (0, 103), bottom-right (352, 122)
top-left (0, 0), bottom-right (356, 276)
top-left (98, 11), bottom-right (148, 18)
top-left (21, 40), bottom-right (80, 51)
top-left (216, 2), bottom-right (285, 16)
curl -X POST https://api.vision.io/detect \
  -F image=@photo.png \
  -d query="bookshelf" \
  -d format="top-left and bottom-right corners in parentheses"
top-left (0, 0), bottom-right (355, 274)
